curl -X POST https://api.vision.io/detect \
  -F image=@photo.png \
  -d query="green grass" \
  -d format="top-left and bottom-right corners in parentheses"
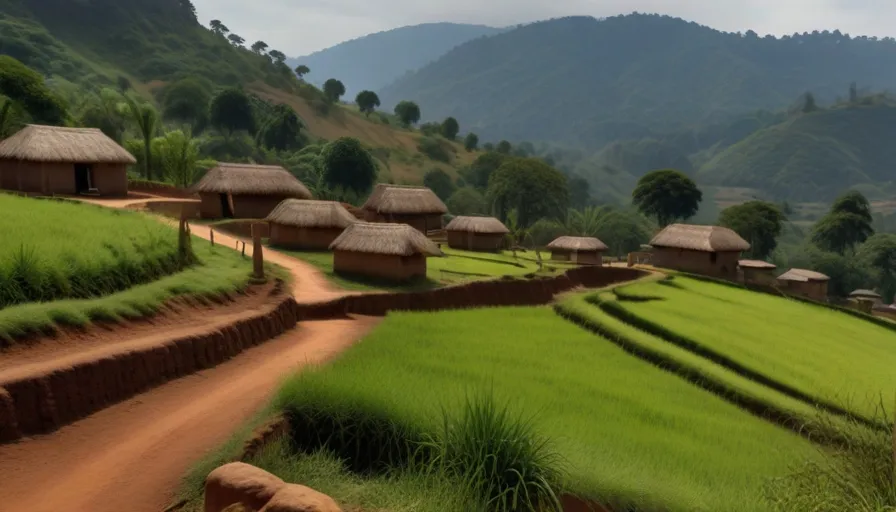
top-left (0, 195), bottom-right (187, 307)
top-left (613, 276), bottom-right (896, 422)
top-left (274, 307), bottom-right (816, 511)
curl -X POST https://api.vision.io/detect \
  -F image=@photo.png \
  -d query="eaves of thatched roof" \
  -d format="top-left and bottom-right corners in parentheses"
top-left (547, 236), bottom-right (608, 252)
top-left (445, 215), bottom-right (509, 234)
top-left (777, 268), bottom-right (830, 282)
top-left (266, 199), bottom-right (358, 229)
top-left (650, 224), bottom-right (750, 252)
top-left (0, 124), bottom-right (136, 164)
top-left (329, 222), bottom-right (443, 256)
top-left (362, 184), bottom-right (448, 215)
top-left (193, 163), bottom-right (312, 197)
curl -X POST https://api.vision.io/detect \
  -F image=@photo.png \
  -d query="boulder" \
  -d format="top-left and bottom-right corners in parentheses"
top-left (204, 462), bottom-right (286, 512)
top-left (260, 483), bottom-right (342, 512)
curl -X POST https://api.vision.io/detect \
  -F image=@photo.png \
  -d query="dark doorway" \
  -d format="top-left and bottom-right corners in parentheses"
top-left (219, 193), bottom-right (234, 218)
top-left (74, 164), bottom-right (91, 193)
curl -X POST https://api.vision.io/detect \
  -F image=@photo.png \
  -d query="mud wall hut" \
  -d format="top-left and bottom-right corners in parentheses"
top-left (266, 199), bottom-right (358, 250)
top-left (193, 163), bottom-right (312, 219)
top-left (329, 222), bottom-right (443, 282)
top-left (361, 184), bottom-right (448, 233)
top-left (739, 260), bottom-right (777, 286)
top-left (649, 224), bottom-right (750, 281)
top-left (776, 268), bottom-right (830, 301)
top-left (547, 236), bottom-right (608, 265)
top-left (0, 125), bottom-right (135, 197)
top-left (445, 216), bottom-right (509, 251)
top-left (849, 289), bottom-right (883, 306)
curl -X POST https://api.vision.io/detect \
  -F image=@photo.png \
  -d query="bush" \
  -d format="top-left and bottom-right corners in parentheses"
top-left (417, 136), bottom-right (452, 163)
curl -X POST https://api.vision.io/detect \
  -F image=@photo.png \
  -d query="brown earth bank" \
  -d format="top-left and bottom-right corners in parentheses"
top-left (0, 316), bottom-right (379, 512)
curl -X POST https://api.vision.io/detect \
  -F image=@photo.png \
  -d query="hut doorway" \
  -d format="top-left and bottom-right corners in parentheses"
top-left (219, 193), bottom-right (234, 218)
top-left (74, 164), bottom-right (92, 193)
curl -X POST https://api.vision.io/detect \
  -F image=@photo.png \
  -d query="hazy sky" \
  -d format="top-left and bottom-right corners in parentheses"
top-left (191, 0), bottom-right (896, 56)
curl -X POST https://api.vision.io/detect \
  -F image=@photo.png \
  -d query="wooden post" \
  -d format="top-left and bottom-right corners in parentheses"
top-left (251, 222), bottom-right (265, 282)
top-left (241, 242), bottom-right (246, 257)
top-left (210, 229), bottom-right (214, 246)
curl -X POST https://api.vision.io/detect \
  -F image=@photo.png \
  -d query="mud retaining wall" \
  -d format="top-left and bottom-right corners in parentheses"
top-left (297, 266), bottom-right (647, 320)
top-left (0, 297), bottom-right (298, 443)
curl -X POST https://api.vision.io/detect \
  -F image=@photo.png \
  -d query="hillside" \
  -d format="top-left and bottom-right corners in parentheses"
top-left (288, 23), bottom-right (505, 98)
top-left (380, 14), bottom-right (896, 147)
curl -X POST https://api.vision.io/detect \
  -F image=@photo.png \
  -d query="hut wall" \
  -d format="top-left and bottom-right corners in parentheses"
top-left (232, 194), bottom-right (293, 219)
top-left (780, 280), bottom-right (828, 301)
top-left (270, 224), bottom-right (345, 250)
top-left (446, 231), bottom-right (505, 252)
top-left (199, 192), bottom-right (224, 219)
top-left (365, 211), bottom-right (443, 233)
top-left (742, 268), bottom-right (777, 286)
top-left (333, 251), bottom-right (426, 281)
top-left (550, 249), bottom-right (603, 265)
top-left (90, 163), bottom-right (128, 196)
top-left (0, 160), bottom-right (76, 195)
top-left (651, 247), bottom-right (741, 280)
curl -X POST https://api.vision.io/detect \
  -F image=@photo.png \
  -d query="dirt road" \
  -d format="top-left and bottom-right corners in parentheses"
top-left (0, 317), bottom-right (378, 512)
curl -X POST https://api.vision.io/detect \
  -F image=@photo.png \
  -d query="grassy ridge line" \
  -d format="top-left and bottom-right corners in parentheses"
top-left (553, 294), bottom-right (852, 443)
top-left (596, 288), bottom-right (880, 429)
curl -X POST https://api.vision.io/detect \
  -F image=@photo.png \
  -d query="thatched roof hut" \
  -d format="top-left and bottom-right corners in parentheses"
top-left (330, 222), bottom-right (443, 281)
top-left (362, 184), bottom-right (448, 233)
top-left (738, 260), bottom-right (777, 270)
top-left (0, 125), bottom-right (135, 196)
top-left (193, 163), bottom-right (312, 219)
top-left (547, 236), bottom-right (608, 265)
top-left (777, 268), bottom-right (830, 301)
top-left (649, 224), bottom-right (749, 280)
top-left (850, 289), bottom-right (882, 300)
top-left (445, 216), bottom-right (509, 252)
top-left (738, 260), bottom-right (777, 285)
top-left (777, 268), bottom-right (830, 283)
top-left (266, 199), bottom-right (358, 250)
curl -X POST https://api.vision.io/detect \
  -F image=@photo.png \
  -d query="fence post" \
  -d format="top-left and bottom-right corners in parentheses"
top-left (251, 222), bottom-right (266, 283)
top-left (210, 229), bottom-right (215, 246)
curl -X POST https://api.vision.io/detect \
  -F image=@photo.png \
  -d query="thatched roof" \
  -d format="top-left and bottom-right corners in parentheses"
top-left (547, 236), bottom-right (608, 252)
top-left (362, 184), bottom-right (448, 215)
top-left (194, 163), bottom-right (312, 197)
top-left (650, 224), bottom-right (750, 252)
top-left (739, 259), bottom-right (777, 270)
top-left (445, 216), bottom-right (509, 234)
top-left (266, 199), bottom-right (358, 229)
top-left (0, 124), bottom-right (136, 164)
top-left (850, 289), bottom-right (882, 299)
top-left (777, 268), bottom-right (830, 282)
top-left (329, 222), bottom-right (443, 256)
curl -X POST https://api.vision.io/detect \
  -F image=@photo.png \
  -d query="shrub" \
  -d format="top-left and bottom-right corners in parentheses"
top-left (417, 136), bottom-right (452, 163)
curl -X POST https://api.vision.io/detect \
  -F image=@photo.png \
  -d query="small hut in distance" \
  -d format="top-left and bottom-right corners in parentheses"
top-left (739, 260), bottom-right (777, 286)
top-left (0, 124), bottom-right (135, 197)
top-left (547, 236), bottom-right (608, 265)
top-left (776, 268), bottom-right (830, 301)
top-left (329, 222), bottom-right (443, 282)
top-left (445, 216), bottom-right (509, 252)
top-left (649, 224), bottom-right (750, 280)
top-left (362, 184), bottom-right (448, 233)
top-left (194, 163), bottom-right (312, 219)
top-left (266, 199), bottom-right (358, 250)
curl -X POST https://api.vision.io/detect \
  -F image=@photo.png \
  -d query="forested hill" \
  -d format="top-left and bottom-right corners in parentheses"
top-left (380, 14), bottom-right (896, 147)
top-left (0, 0), bottom-right (292, 89)
top-left (288, 23), bottom-right (505, 98)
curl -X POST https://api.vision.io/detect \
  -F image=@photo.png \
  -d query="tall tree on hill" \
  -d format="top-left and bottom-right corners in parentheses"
top-left (441, 117), bottom-right (460, 140)
top-left (632, 169), bottom-right (702, 227)
top-left (251, 41), bottom-right (269, 55)
top-left (118, 93), bottom-right (159, 180)
top-left (462, 151), bottom-right (507, 191)
top-left (79, 88), bottom-right (127, 142)
top-left (812, 190), bottom-right (874, 254)
top-left (268, 50), bottom-right (287, 63)
top-left (209, 20), bottom-right (229, 36)
top-left (355, 90), bottom-right (380, 116)
top-left (209, 87), bottom-right (255, 138)
top-left (802, 92), bottom-right (818, 113)
top-left (320, 137), bottom-right (377, 196)
top-left (464, 132), bottom-right (479, 151)
top-left (393, 100), bottom-right (421, 126)
top-left (228, 34), bottom-right (245, 47)
top-left (496, 140), bottom-right (512, 154)
top-left (0, 56), bottom-right (66, 125)
top-left (487, 157), bottom-right (569, 227)
top-left (294, 65), bottom-right (310, 80)
top-left (257, 104), bottom-right (303, 151)
top-left (447, 187), bottom-right (487, 215)
top-left (858, 233), bottom-right (896, 302)
top-left (323, 79), bottom-right (346, 102)
top-left (423, 168), bottom-right (456, 201)
top-left (161, 78), bottom-right (211, 128)
top-left (718, 201), bottom-right (785, 259)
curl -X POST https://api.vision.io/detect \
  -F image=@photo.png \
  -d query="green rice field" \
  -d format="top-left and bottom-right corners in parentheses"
top-left (274, 307), bottom-right (816, 511)
top-left (613, 276), bottom-right (896, 421)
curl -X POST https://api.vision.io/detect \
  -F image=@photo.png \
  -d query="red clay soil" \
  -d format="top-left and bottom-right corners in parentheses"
top-left (0, 316), bottom-right (379, 512)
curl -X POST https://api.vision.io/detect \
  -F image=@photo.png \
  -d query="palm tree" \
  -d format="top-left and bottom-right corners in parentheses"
top-left (118, 93), bottom-right (159, 180)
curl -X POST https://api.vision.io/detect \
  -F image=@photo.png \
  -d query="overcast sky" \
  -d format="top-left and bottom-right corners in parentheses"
top-left (191, 0), bottom-right (896, 56)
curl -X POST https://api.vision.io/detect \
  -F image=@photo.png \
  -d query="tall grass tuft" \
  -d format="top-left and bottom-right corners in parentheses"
top-left (767, 401), bottom-right (896, 512)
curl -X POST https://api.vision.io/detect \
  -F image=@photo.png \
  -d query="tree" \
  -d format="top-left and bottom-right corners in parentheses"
top-left (462, 151), bottom-right (507, 191)
top-left (323, 79), bottom-right (346, 103)
top-left (0, 97), bottom-right (24, 139)
top-left (802, 92), bottom-right (817, 113)
top-left (496, 140), bottom-right (512, 154)
top-left (447, 187), bottom-right (487, 216)
top-left (294, 65), bottom-right (310, 80)
top-left (423, 168), bottom-right (456, 201)
top-left (118, 93), bottom-right (159, 180)
top-left (595, 209), bottom-right (653, 257)
top-left (78, 88), bottom-right (127, 142)
top-left (320, 137), bottom-right (377, 195)
top-left (849, 82), bottom-right (858, 103)
top-left (209, 87), bottom-right (255, 137)
top-left (718, 201), bottom-right (785, 259)
top-left (155, 130), bottom-right (200, 188)
top-left (268, 50), bottom-right (287, 63)
top-left (355, 90), bottom-right (380, 116)
top-left (632, 169), bottom-right (702, 227)
top-left (464, 132), bottom-right (479, 151)
top-left (209, 20), bottom-right (229, 36)
top-left (858, 234), bottom-right (896, 302)
top-left (441, 117), bottom-right (459, 140)
top-left (251, 41), bottom-right (269, 55)
top-left (487, 157), bottom-right (569, 227)
top-left (568, 174), bottom-right (591, 209)
top-left (227, 34), bottom-right (245, 47)
top-left (0, 56), bottom-right (66, 125)
top-left (394, 100), bottom-right (421, 126)
top-left (257, 104), bottom-right (303, 151)
top-left (161, 78), bottom-right (210, 127)
top-left (812, 190), bottom-right (874, 254)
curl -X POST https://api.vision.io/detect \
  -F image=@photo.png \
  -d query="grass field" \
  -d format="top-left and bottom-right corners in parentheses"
top-left (273, 307), bottom-right (815, 511)
top-left (0, 195), bottom-right (185, 307)
top-left (612, 276), bottom-right (896, 422)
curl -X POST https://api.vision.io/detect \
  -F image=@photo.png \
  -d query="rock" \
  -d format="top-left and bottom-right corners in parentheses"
top-left (260, 483), bottom-right (342, 512)
top-left (204, 462), bottom-right (286, 512)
